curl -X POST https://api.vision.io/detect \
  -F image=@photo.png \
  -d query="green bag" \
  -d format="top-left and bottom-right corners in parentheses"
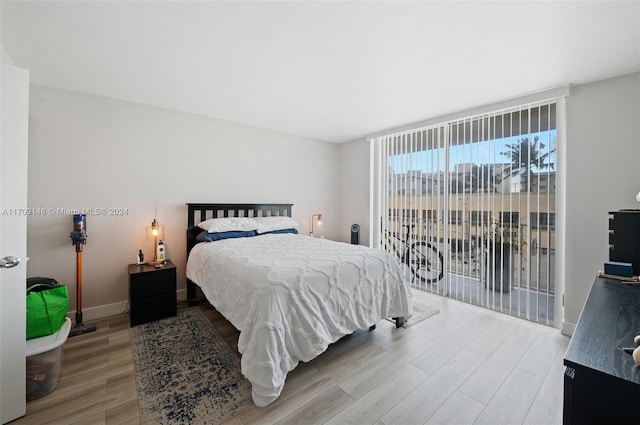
top-left (26, 283), bottom-right (69, 340)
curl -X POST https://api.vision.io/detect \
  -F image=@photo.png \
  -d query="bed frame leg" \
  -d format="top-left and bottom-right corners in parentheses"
top-left (186, 279), bottom-right (203, 306)
top-left (187, 279), bottom-right (196, 300)
top-left (369, 324), bottom-right (376, 331)
top-left (393, 317), bottom-right (405, 328)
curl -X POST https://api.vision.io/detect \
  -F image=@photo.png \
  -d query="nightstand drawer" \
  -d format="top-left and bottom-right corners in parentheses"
top-left (130, 269), bottom-right (175, 299)
top-left (130, 292), bottom-right (177, 326)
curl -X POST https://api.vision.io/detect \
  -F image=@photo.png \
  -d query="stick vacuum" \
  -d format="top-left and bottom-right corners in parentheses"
top-left (69, 214), bottom-right (96, 337)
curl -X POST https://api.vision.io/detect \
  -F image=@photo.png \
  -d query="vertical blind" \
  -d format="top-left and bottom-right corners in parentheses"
top-left (370, 100), bottom-right (559, 325)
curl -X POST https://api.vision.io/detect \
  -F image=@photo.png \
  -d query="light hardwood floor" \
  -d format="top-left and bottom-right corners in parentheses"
top-left (13, 290), bottom-right (569, 425)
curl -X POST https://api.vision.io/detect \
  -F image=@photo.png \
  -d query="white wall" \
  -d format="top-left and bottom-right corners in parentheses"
top-left (563, 72), bottom-right (640, 330)
top-left (1, 45), bottom-right (16, 65)
top-left (27, 84), bottom-right (340, 320)
top-left (338, 139), bottom-right (370, 245)
top-left (338, 71), bottom-right (640, 332)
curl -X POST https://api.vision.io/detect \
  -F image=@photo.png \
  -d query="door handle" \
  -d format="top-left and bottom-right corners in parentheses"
top-left (0, 256), bottom-right (20, 268)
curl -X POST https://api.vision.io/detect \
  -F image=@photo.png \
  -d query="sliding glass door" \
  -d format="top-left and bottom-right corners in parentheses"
top-left (371, 101), bottom-right (557, 325)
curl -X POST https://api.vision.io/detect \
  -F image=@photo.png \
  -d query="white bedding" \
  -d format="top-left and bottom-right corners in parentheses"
top-left (185, 233), bottom-right (412, 406)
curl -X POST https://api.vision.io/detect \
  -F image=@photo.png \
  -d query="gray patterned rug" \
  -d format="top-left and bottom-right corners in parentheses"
top-left (130, 308), bottom-right (252, 424)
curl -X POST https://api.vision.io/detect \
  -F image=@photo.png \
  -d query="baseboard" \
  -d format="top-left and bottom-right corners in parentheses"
top-left (67, 289), bottom-right (189, 322)
top-left (67, 300), bottom-right (129, 323)
top-left (561, 320), bottom-right (576, 337)
top-left (177, 288), bottom-right (187, 301)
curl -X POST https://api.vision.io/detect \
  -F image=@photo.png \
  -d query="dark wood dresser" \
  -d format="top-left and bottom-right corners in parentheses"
top-left (563, 277), bottom-right (640, 424)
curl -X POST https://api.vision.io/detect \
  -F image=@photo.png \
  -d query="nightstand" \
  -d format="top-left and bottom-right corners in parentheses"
top-left (128, 259), bottom-right (177, 326)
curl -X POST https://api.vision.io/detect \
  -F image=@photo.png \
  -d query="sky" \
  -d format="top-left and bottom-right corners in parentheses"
top-left (390, 130), bottom-right (557, 174)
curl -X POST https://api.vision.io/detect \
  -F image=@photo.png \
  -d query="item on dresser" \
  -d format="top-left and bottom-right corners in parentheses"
top-left (596, 270), bottom-right (639, 282)
top-left (603, 260), bottom-right (634, 277)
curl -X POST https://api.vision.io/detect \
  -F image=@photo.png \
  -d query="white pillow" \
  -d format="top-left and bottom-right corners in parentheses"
top-left (255, 216), bottom-right (299, 234)
top-left (197, 217), bottom-right (259, 233)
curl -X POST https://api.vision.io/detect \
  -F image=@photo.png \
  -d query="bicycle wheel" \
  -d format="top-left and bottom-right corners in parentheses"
top-left (409, 242), bottom-right (444, 284)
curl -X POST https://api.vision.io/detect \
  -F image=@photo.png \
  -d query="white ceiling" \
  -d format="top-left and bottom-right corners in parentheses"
top-left (2, 1), bottom-right (639, 143)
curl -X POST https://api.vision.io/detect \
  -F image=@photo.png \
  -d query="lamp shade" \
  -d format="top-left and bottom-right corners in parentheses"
top-left (145, 219), bottom-right (164, 242)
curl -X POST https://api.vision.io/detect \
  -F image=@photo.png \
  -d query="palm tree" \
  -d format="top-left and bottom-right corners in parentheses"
top-left (501, 136), bottom-right (554, 192)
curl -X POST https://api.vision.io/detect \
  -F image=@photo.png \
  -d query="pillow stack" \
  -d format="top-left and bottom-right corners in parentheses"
top-left (195, 216), bottom-right (299, 242)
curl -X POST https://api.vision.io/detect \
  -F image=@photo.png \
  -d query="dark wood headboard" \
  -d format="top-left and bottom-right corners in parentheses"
top-left (187, 203), bottom-right (293, 229)
top-left (185, 203), bottom-right (294, 300)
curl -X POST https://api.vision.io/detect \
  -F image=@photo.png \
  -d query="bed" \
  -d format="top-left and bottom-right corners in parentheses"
top-left (185, 203), bottom-right (412, 407)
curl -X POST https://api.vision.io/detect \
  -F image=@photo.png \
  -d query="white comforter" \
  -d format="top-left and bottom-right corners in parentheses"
top-left (185, 233), bottom-right (412, 406)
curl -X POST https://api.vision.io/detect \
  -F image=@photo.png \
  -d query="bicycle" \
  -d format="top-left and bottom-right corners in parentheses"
top-left (383, 224), bottom-right (444, 284)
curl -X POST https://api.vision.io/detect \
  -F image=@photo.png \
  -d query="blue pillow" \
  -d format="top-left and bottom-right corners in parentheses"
top-left (258, 228), bottom-right (298, 235)
top-left (195, 230), bottom-right (256, 242)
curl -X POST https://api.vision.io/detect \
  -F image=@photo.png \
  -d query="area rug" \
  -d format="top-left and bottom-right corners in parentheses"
top-left (130, 308), bottom-right (252, 424)
top-left (387, 298), bottom-right (439, 328)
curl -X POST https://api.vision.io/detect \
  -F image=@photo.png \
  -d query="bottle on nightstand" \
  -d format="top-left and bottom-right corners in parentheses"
top-left (156, 240), bottom-right (165, 262)
top-left (137, 250), bottom-right (144, 265)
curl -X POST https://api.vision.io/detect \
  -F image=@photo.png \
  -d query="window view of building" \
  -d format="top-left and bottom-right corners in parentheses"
top-left (375, 102), bottom-right (557, 324)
